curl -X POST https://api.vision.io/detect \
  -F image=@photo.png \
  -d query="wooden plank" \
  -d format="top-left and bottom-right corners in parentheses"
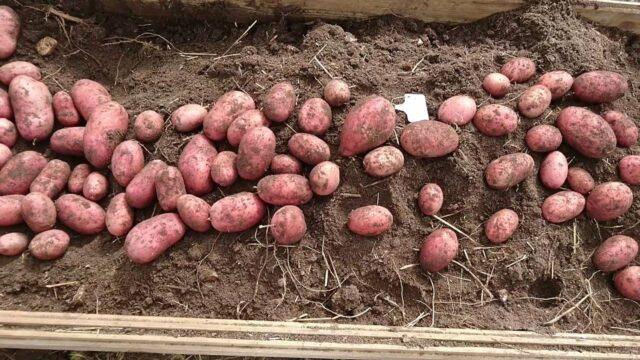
top-left (577, 1), bottom-right (640, 34)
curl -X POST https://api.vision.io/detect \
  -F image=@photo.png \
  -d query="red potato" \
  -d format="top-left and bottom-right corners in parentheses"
top-left (525, 124), bottom-right (562, 152)
top-left (29, 229), bottom-right (69, 260)
top-left (288, 133), bottom-right (330, 165)
top-left (0, 232), bottom-right (28, 256)
top-left (614, 266), bottom-right (640, 301)
top-left (125, 159), bottom-right (167, 209)
top-left (619, 155), bottom-right (640, 186)
top-left (263, 82), bottom-right (295, 122)
top-left (485, 153), bottom-right (534, 190)
top-left (567, 167), bottom-right (595, 194)
top-left (556, 107), bottom-right (616, 159)
top-left (593, 235), bottom-right (638, 273)
top-left (541, 191), bottom-right (585, 223)
top-left (237, 126), bottom-right (276, 181)
top-left (203, 90), bottom-right (255, 141)
top-left (539, 151), bottom-right (568, 190)
top-left (400, 120), bottom-right (459, 158)
top-left (473, 104), bottom-right (518, 137)
top-left (363, 146), bottom-right (404, 177)
top-left (209, 192), bottom-right (265, 233)
top-left (0, 6), bottom-right (20, 59)
top-left (70, 79), bottom-right (111, 119)
top-left (0, 61), bottom-right (40, 85)
top-left (9, 75), bottom-right (54, 141)
top-left (309, 161), bottom-right (340, 196)
top-left (257, 174), bottom-right (313, 205)
top-left (484, 209), bottom-right (518, 244)
top-left (270, 154), bottom-right (302, 174)
top-left (0, 118), bottom-right (16, 147)
top-left (347, 205), bottom-right (393, 236)
top-left (271, 205), bottom-right (307, 245)
top-left (0, 143), bottom-right (10, 168)
top-left (55, 194), bottom-right (105, 235)
top-left (323, 79), bottom-right (350, 107)
top-left (21, 192), bottom-right (55, 233)
top-left (106, 193), bottom-right (134, 237)
top-left (573, 71), bottom-right (628, 103)
top-left (0, 89), bottom-right (12, 119)
top-left (67, 164), bottom-right (91, 194)
top-left (298, 98), bottom-right (332, 135)
top-left (52, 91), bottom-right (80, 127)
top-left (482, 73), bottom-right (511, 98)
top-left (84, 101), bottom-right (129, 168)
top-left (178, 134), bottom-right (217, 194)
top-left (418, 183), bottom-right (443, 216)
top-left (176, 194), bottom-right (210, 232)
top-left (155, 166), bottom-right (186, 211)
top-left (125, 213), bottom-right (186, 264)
top-left (537, 71), bottom-right (573, 100)
top-left (586, 182), bottom-right (633, 221)
top-left (518, 85), bottom-right (551, 118)
top-left (437, 95), bottom-right (476, 126)
top-left (602, 111), bottom-right (638, 148)
top-left (226, 109), bottom-right (269, 147)
top-left (170, 104), bottom-right (207, 133)
top-left (134, 110), bottom-right (164, 142)
top-left (339, 95), bottom-right (396, 156)
top-left (0, 151), bottom-right (47, 195)
top-left (111, 140), bottom-right (145, 187)
top-left (500, 57), bottom-right (536, 83)
top-left (210, 151), bottom-right (238, 187)
top-left (30, 159), bottom-right (70, 199)
top-left (0, 195), bottom-right (24, 226)
top-left (83, 172), bottom-right (108, 202)
top-left (419, 228), bottom-right (458, 272)
top-left (50, 127), bottom-right (85, 157)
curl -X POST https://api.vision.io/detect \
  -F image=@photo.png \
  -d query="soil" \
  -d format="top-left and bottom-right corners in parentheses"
top-left (1, 0), bottom-right (640, 358)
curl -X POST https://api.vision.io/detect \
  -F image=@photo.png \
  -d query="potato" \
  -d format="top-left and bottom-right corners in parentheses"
top-left (170, 104), bottom-right (207, 133)
top-left (0, 143), bottom-right (10, 168)
top-left (83, 172), bottom-right (108, 202)
top-left (401, 120), bottom-right (459, 158)
top-left (176, 194), bottom-right (210, 232)
top-left (485, 153), bottom-right (534, 190)
top-left (500, 57), bottom-right (535, 83)
top-left (556, 107), bottom-right (616, 159)
top-left (9, 75), bottom-right (54, 141)
top-left (270, 154), bottom-right (302, 174)
top-left (55, 194), bottom-right (105, 235)
top-left (619, 155), bottom-right (640, 186)
top-left (539, 151), bottom-right (568, 190)
top-left (419, 228), bottom-right (458, 272)
top-left (0, 232), bottom-right (28, 256)
top-left (29, 229), bottom-right (70, 261)
top-left (0, 118), bottom-right (16, 147)
top-left (288, 133), bottom-right (330, 165)
top-left (178, 134), bottom-right (217, 194)
top-left (0, 6), bottom-right (20, 59)
top-left (586, 182), bottom-right (633, 221)
top-left (210, 192), bottom-right (265, 233)
top-left (227, 109), bottom-right (270, 147)
top-left (0, 61), bottom-right (40, 85)
top-left (363, 146), bottom-right (404, 177)
top-left (437, 95), bottom-right (476, 126)
top-left (155, 166), bottom-right (186, 211)
top-left (614, 266), bottom-right (640, 301)
top-left (309, 161), bottom-right (340, 196)
top-left (518, 85), bottom-right (551, 118)
top-left (482, 73), bottom-right (511, 98)
top-left (339, 96), bottom-right (396, 156)
top-left (134, 110), bottom-right (164, 142)
top-left (84, 101), bottom-right (129, 168)
top-left (271, 205), bottom-right (306, 245)
top-left (541, 191), bottom-right (585, 223)
top-left (573, 71), bottom-right (628, 103)
top-left (418, 183), bottom-right (443, 216)
top-left (347, 205), bottom-right (393, 236)
top-left (525, 124), bottom-right (562, 152)
top-left (537, 71), bottom-right (573, 100)
top-left (0, 89), bottom-right (12, 119)
top-left (237, 126), bottom-right (276, 180)
top-left (602, 111), bottom-right (638, 148)
top-left (263, 82), bottom-right (295, 122)
top-left (29, 159), bottom-right (70, 199)
top-left (50, 127), bottom-right (85, 157)
top-left (0, 151), bottom-right (47, 195)
top-left (593, 235), bottom-right (638, 273)
top-left (106, 193), bottom-right (134, 237)
top-left (323, 79), bottom-right (350, 107)
top-left (567, 167), bottom-right (595, 194)
top-left (210, 151), bottom-right (238, 187)
top-left (472, 104), bottom-right (518, 137)
top-left (21, 192), bottom-right (56, 233)
top-left (0, 194), bottom-right (24, 226)
top-left (298, 98), bottom-right (332, 135)
top-left (203, 90), bottom-right (255, 141)
top-left (111, 140), bottom-right (145, 187)
top-left (124, 213), bottom-right (186, 264)
top-left (126, 159), bottom-right (167, 209)
top-left (484, 209), bottom-right (518, 244)
top-left (67, 164), bottom-right (91, 194)
top-left (70, 79), bottom-right (112, 119)
top-left (52, 91), bottom-right (80, 127)
top-left (257, 174), bottom-right (313, 205)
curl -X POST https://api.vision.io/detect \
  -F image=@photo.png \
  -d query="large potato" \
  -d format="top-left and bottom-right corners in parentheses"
top-left (400, 120), bottom-right (459, 157)
top-left (0, 6), bottom-right (20, 59)
top-left (30, 159), bottom-right (71, 199)
top-left (210, 151), bottom-right (238, 187)
top-left (298, 98), bottom-right (332, 135)
top-left (0, 151), bottom-right (47, 195)
top-left (9, 75), bottom-right (54, 141)
top-left (539, 151), bottom-right (568, 190)
top-left (126, 159), bottom-right (167, 209)
top-left (67, 164), bottom-right (91, 194)
top-left (500, 57), bottom-right (535, 83)
top-left (237, 126), bottom-right (276, 180)
top-left (106, 193), bottom-right (134, 237)
top-left (125, 213), bottom-right (186, 264)
top-left (0, 232), bottom-right (28, 256)
top-left (178, 134), bottom-right (217, 194)
top-left (203, 90), bottom-right (255, 140)
top-left (21, 192), bottom-right (56, 233)
top-left (537, 71), bottom-right (573, 100)
top-left (111, 140), bottom-right (145, 187)
top-left (339, 95), bottom-right (396, 156)
top-left (0, 88), bottom-right (11, 120)
top-left (83, 172), bottom-right (109, 202)
top-left (603, 111), bottom-right (638, 148)
top-left (323, 79), bottom-right (350, 107)
top-left (614, 266), bottom-right (640, 301)
top-left (263, 82), bottom-right (295, 122)
top-left (573, 71), bottom-right (628, 103)
top-left (593, 235), bottom-right (638, 273)
top-left (257, 174), bottom-right (313, 205)
top-left (586, 182), bottom-right (633, 221)
top-left (309, 161), bottom-right (340, 196)
top-left (419, 228), bottom-right (458, 272)
top-left (270, 154), bottom-right (302, 174)
top-left (541, 191), bottom-right (585, 223)
top-left (0, 194), bottom-right (24, 226)
top-left (0, 61), bottom-right (40, 85)
top-left (155, 166), bottom-right (186, 211)
top-left (518, 85), bottom-right (551, 118)
top-left (363, 146), bottom-right (404, 177)
top-left (226, 109), bottom-right (269, 147)
top-left (525, 124), bottom-right (562, 152)
top-left (70, 79), bottom-right (111, 119)
top-left (482, 73), bottom-right (510, 98)
top-left (472, 104), bottom-right (518, 137)
top-left (288, 133), bottom-right (330, 165)
top-left (271, 205), bottom-right (306, 245)
top-left (29, 229), bottom-right (70, 261)
top-left (209, 192), bottom-right (265, 233)
top-left (485, 153), bottom-right (534, 190)
top-left (619, 155), bottom-right (640, 186)
top-left (418, 183), bottom-right (443, 216)
top-left (437, 95), bottom-right (476, 126)
top-left (556, 107), bottom-right (615, 159)
top-left (176, 194), bottom-right (211, 232)
top-left (84, 101), bottom-right (129, 168)
top-left (484, 209), bottom-right (518, 244)
top-left (50, 127), bottom-right (85, 157)
top-left (55, 194), bottom-right (105, 235)
top-left (52, 90), bottom-right (79, 127)
top-left (567, 167), bottom-right (595, 194)
top-left (133, 110), bottom-right (164, 142)
top-left (0, 118), bottom-right (16, 147)
top-left (347, 205), bottom-right (393, 236)
top-left (170, 104), bottom-right (207, 133)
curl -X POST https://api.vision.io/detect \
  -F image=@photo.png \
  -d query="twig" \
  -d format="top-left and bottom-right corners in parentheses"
top-left (544, 293), bottom-right (590, 325)
top-left (45, 281), bottom-right (78, 288)
top-left (432, 215), bottom-right (477, 243)
top-left (452, 260), bottom-right (493, 300)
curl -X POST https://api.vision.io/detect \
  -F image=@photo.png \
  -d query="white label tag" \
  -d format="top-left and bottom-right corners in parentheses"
top-left (394, 94), bottom-right (429, 123)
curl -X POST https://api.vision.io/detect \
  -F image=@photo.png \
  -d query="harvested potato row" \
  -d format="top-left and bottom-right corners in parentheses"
top-left (171, 104), bottom-right (207, 133)
top-left (363, 146), bottom-right (404, 177)
top-left (298, 98), bottom-right (332, 135)
top-left (592, 235), bottom-right (638, 273)
top-left (55, 194), bottom-right (105, 235)
top-left (203, 90), bottom-right (255, 141)
top-left (525, 124), bottom-right (562, 153)
top-left (484, 209), bottom-right (518, 244)
top-left (21, 192), bottom-right (56, 233)
top-left (125, 213), bottom-right (186, 264)
top-left (418, 183), bottom-right (443, 216)
top-left (177, 194), bottom-right (211, 233)
top-left (0, 232), bottom-right (28, 256)
top-left (419, 228), bottom-right (458, 273)
top-left (500, 57), bottom-right (535, 83)
top-left (50, 127), bottom-right (85, 157)
top-left (0, 61), bottom-right (41, 85)
top-left (339, 95), bottom-right (396, 156)
top-left (288, 133), bottom-right (330, 165)
top-left (9, 75), bottom-right (54, 142)
top-left (0, 151), bottom-right (47, 195)
top-left (271, 205), bottom-right (307, 245)
top-left (485, 153), bottom-right (534, 190)
top-left (586, 182), bottom-right (633, 221)
top-left (178, 134), bottom-right (217, 195)
top-left (227, 109), bottom-right (269, 147)
top-left (70, 79), bottom-right (111, 119)
top-left (84, 101), bottom-right (129, 168)
top-left (106, 193), bottom-right (134, 237)
top-left (537, 71), bottom-right (573, 100)
top-left (482, 73), bottom-right (510, 98)
top-left (541, 191), bottom-right (585, 224)
top-left (437, 95), bottom-right (476, 126)
top-left (263, 82), bottom-right (295, 123)
top-left (30, 159), bottom-right (71, 199)
top-left (0, 6), bottom-right (20, 59)
top-left (29, 229), bottom-right (70, 261)
top-left (400, 120), bottom-right (459, 158)
top-left (236, 126), bottom-right (275, 181)
top-left (111, 140), bottom-right (145, 187)
top-left (209, 192), bottom-right (265, 233)
top-left (210, 151), bottom-right (238, 187)
top-left (347, 205), bottom-right (393, 236)
top-left (134, 110), bottom-right (164, 143)
top-left (324, 79), bottom-right (350, 107)
top-left (0, 194), bottom-right (24, 226)
top-left (270, 154), bottom-right (302, 175)
top-left (257, 174), bottom-right (313, 206)
top-left (309, 161), bottom-right (340, 196)
top-left (473, 104), bottom-right (518, 137)
top-left (52, 90), bottom-right (80, 127)
top-left (573, 71), bottom-right (628, 103)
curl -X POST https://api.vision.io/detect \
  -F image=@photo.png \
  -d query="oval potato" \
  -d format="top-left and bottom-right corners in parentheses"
top-left (339, 95), bottom-right (396, 156)
top-left (484, 209), bottom-right (518, 244)
top-left (124, 213), bottom-right (186, 264)
top-left (53, 90), bottom-right (80, 127)
top-left (619, 155), bottom-right (640, 186)
top-left (226, 109), bottom-right (269, 147)
top-left (257, 174), bottom-right (313, 205)
top-left (364, 146), bottom-right (404, 177)
top-left (537, 70), bottom-right (573, 100)
top-left (203, 90), bottom-right (255, 141)
top-left (603, 111), bottom-right (638, 148)
top-left (0, 6), bottom-right (20, 59)
top-left (237, 126), bottom-right (276, 181)
top-left (0, 61), bottom-right (40, 85)
top-left (155, 166), bottom-right (186, 211)
top-left (288, 133), bottom-right (330, 165)
top-left (573, 71), bottom-right (628, 103)
top-left (271, 205), bottom-right (307, 245)
top-left (133, 110), bottom-right (164, 143)
top-left (178, 134), bottom-right (217, 195)
top-left (593, 235), bottom-right (638, 273)
top-left (29, 229), bottom-right (70, 261)
top-left (70, 79), bottom-right (111, 119)
top-left (0, 151), bottom-right (47, 195)
top-left (111, 140), bottom-right (145, 187)
top-left (0, 117), bottom-right (16, 147)
top-left (170, 104), bottom-right (207, 133)
top-left (55, 194), bottom-right (105, 235)
top-left (29, 159), bottom-right (70, 199)
top-left (586, 182), bottom-right (633, 221)
top-left (0, 232), bottom-right (28, 256)
top-left (539, 151), bottom-right (568, 190)
top-left (50, 127), bottom-right (85, 157)
top-left (541, 191), bottom-right (585, 223)
top-left (347, 205), bottom-right (393, 236)
top-left (68, 163), bottom-right (91, 194)
top-left (106, 193), bottom-right (134, 237)
top-left (9, 75), bottom-right (54, 141)
top-left (176, 194), bottom-right (211, 232)
top-left (210, 151), bottom-right (238, 187)
top-left (518, 85), bottom-right (551, 118)
top-left (297, 98), bottom-right (332, 135)
top-left (500, 57), bottom-right (535, 83)
top-left (323, 79), bottom-right (350, 107)
top-left (485, 153), bottom-right (534, 190)
top-left (21, 192), bottom-right (56, 233)
top-left (83, 172), bottom-right (109, 202)
top-left (418, 183), bottom-right (443, 216)
top-left (614, 266), bottom-right (640, 301)
top-left (209, 192), bottom-right (265, 233)
top-left (482, 73), bottom-right (510, 98)
top-left (270, 154), bottom-right (302, 174)
top-left (401, 120), bottom-right (459, 157)
top-left (566, 167), bottom-right (595, 194)
top-left (263, 82), bottom-right (295, 123)
top-left (556, 107), bottom-right (616, 159)
top-left (437, 95), bottom-right (476, 126)
top-left (473, 104), bottom-right (518, 137)
top-left (309, 161), bottom-right (340, 196)
top-left (84, 101), bottom-right (129, 168)
top-left (0, 194), bottom-right (23, 226)
top-left (126, 159), bottom-right (167, 209)
top-left (419, 228), bottom-right (458, 272)
top-left (525, 124), bottom-right (562, 152)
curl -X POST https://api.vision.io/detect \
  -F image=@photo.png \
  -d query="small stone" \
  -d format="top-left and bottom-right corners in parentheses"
top-left (143, 297), bottom-right (153, 306)
top-left (498, 289), bottom-right (509, 304)
top-left (36, 36), bottom-right (58, 56)
top-left (417, 38), bottom-right (423, 46)
top-left (69, 285), bottom-right (86, 305)
top-left (199, 267), bottom-right (218, 282)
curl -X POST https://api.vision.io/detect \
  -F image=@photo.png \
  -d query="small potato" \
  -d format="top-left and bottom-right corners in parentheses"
top-left (473, 104), bottom-right (518, 137)
top-left (84, 101), bottom-right (129, 168)
top-left (347, 205), bottom-right (393, 236)
top-left (67, 164), bottom-right (91, 194)
top-left (203, 90), bottom-right (255, 141)
top-left (263, 82), bottom-right (295, 122)
top-left (226, 109), bottom-right (269, 147)
top-left (0, 151), bottom-right (47, 195)
top-left (209, 192), bottom-right (265, 233)
top-left (50, 127), bottom-right (85, 157)
top-left (55, 194), bottom-right (105, 235)
top-left (0, 6), bottom-right (20, 59)
top-left (29, 229), bottom-right (70, 261)
top-left (418, 183), bottom-right (443, 216)
top-left (593, 235), bottom-right (638, 273)
top-left (518, 85), bottom-right (551, 118)
top-left (541, 191), bottom-right (585, 223)
top-left (602, 111), bottom-right (638, 148)
top-left (83, 172), bottom-right (108, 202)
top-left (323, 79), bottom-right (350, 107)
top-left (482, 73), bottom-right (511, 98)
top-left (484, 209), bottom-right (518, 244)
top-left (170, 104), bottom-right (207, 133)
top-left (363, 146), bottom-right (404, 177)
top-left (573, 71), bottom-right (628, 103)
top-left (111, 140), bottom-right (145, 187)
top-left (237, 126), bottom-right (276, 181)
top-left (567, 167), bottom-right (595, 194)
top-left (270, 154), bottom-right (302, 174)
top-left (619, 155), bottom-right (640, 186)
top-left (210, 151), bottom-right (238, 187)
top-left (106, 193), bottom-right (134, 237)
top-left (0, 89), bottom-right (12, 120)
top-left (537, 71), bottom-right (573, 100)
top-left (586, 182), bottom-right (633, 221)
top-left (437, 95), bottom-right (476, 126)
top-left (257, 174), bottom-right (313, 205)
top-left (485, 153), bottom-right (534, 190)
top-left (0, 232), bottom-right (28, 256)
top-left (126, 159), bottom-right (167, 209)
top-left (0, 194), bottom-right (24, 226)
top-left (21, 192), bottom-right (56, 233)
top-left (309, 161), bottom-right (340, 196)
top-left (400, 120), bottom-right (459, 158)
top-left (176, 194), bottom-right (210, 232)
top-left (288, 133), bottom-right (330, 165)
top-left (500, 57), bottom-right (536, 83)
top-left (0, 118), bottom-right (16, 147)
top-left (419, 228), bottom-right (458, 272)
top-left (614, 266), bottom-right (640, 301)
top-left (271, 205), bottom-right (306, 245)
top-left (297, 98), bottom-right (332, 135)
top-left (178, 134), bottom-right (217, 194)
top-left (52, 91), bottom-right (80, 127)
top-left (29, 159), bottom-right (70, 199)
top-left (124, 213), bottom-right (186, 264)
top-left (339, 96), bottom-right (396, 156)
top-left (525, 124), bottom-right (562, 152)
top-left (0, 143), bottom-right (10, 168)
top-left (70, 79), bottom-right (112, 119)
top-left (539, 151), bottom-right (568, 189)
top-left (155, 166), bottom-right (186, 211)
top-left (0, 61), bottom-right (40, 85)
top-left (556, 107), bottom-right (616, 159)
top-left (9, 75), bottom-right (54, 141)
top-left (133, 110), bottom-right (164, 142)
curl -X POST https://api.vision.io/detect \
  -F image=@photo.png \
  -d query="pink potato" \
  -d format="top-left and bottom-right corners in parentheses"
top-left (482, 73), bottom-right (511, 98)
top-left (178, 134), bottom-right (217, 194)
top-left (270, 154), bottom-right (302, 174)
top-left (203, 90), bottom-right (255, 141)
top-left (297, 98), bottom-right (332, 135)
top-left (84, 101), bottom-right (129, 168)
top-left (339, 95), bottom-right (396, 156)
top-left (170, 104), bottom-right (207, 133)
top-left (586, 182), bottom-right (633, 221)
top-left (0, 143), bottom-right (10, 168)
top-left (263, 82), bottom-right (296, 122)
top-left (401, 120), bottom-right (459, 158)
top-left (134, 110), bottom-right (164, 142)
top-left (0, 6), bottom-right (20, 59)
top-left (126, 159), bottom-right (167, 209)
top-left (437, 95), bottom-right (476, 126)
top-left (473, 104), bottom-right (518, 137)
top-left (323, 79), bottom-right (350, 107)
top-left (210, 192), bottom-right (265, 233)
top-left (52, 91), bottom-right (80, 127)
top-left (541, 191), bottom-right (585, 223)
top-left (573, 71), bottom-right (628, 103)
top-left (484, 209), bottom-right (518, 244)
top-left (237, 126), bottom-right (276, 181)
top-left (518, 85), bottom-right (551, 118)
top-left (0, 232), bottom-right (28, 256)
top-left (602, 111), bottom-right (638, 148)
top-left (309, 161), bottom-right (340, 196)
top-left (537, 71), bottom-right (573, 100)
top-left (418, 183), bottom-right (443, 216)
top-left (227, 109), bottom-right (269, 147)
top-left (9, 75), bottom-right (54, 141)
top-left (124, 213), bottom-right (186, 264)
top-left (155, 166), bottom-right (186, 211)
top-left (271, 205), bottom-right (307, 245)
top-left (614, 266), bottom-right (640, 301)
top-left (0, 194), bottom-right (24, 226)
top-left (50, 127), bottom-right (85, 157)
top-left (288, 133), bottom-right (330, 165)
top-left (419, 228), bottom-right (458, 272)
top-left (500, 57), bottom-right (536, 83)
top-left (0, 61), bottom-right (40, 85)
top-left (257, 174), bottom-right (313, 205)
top-left (0, 89), bottom-right (12, 119)
top-left (30, 159), bottom-right (71, 199)
top-left (176, 194), bottom-right (211, 232)
top-left (567, 167), bottom-right (595, 194)
top-left (556, 107), bottom-right (616, 159)
top-left (593, 235), bottom-right (638, 273)
top-left (525, 124), bottom-right (562, 152)
top-left (55, 194), bottom-right (105, 235)
top-left (539, 151), bottom-right (568, 190)
top-left (111, 140), bottom-right (145, 187)
top-left (67, 164), bottom-right (91, 194)
top-left (83, 172), bottom-right (108, 202)
top-left (485, 153), bottom-right (534, 190)
top-left (0, 151), bottom-right (47, 195)
top-left (70, 79), bottom-right (112, 119)
top-left (210, 151), bottom-right (238, 187)
top-left (29, 229), bottom-right (70, 260)
top-left (619, 155), bottom-right (640, 186)
top-left (106, 193), bottom-right (134, 237)
top-left (363, 146), bottom-right (404, 177)
top-left (21, 192), bottom-right (56, 233)
top-left (347, 205), bottom-right (393, 236)
top-left (0, 118), bottom-right (16, 147)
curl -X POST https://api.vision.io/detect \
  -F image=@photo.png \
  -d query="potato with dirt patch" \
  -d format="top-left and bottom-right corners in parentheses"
top-left (124, 213), bottom-right (186, 264)
top-left (176, 194), bottom-right (210, 232)
top-left (437, 95), bottom-right (476, 126)
top-left (83, 172), bottom-right (108, 202)
top-left (111, 140), bottom-right (144, 187)
top-left (482, 73), bottom-right (510, 98)
top-left (541, 191), bottom-right (585, 223)
top-left (0, 151), bottom-right (47, 195)
top-left (537, 70), bottom-right (573, 100)
top-left (70, 79), bottom-right (111, 119)
top-left (500, 57), bottom-right (535, 83)
top-left (52, 91), bottom-right (80, 127)
top-left (473, 104), bottom-right (518, 137)
top-left (236, 126), bottom-right (275, 181)
top-left (485, 153), bottom-right (534, 190)
top-left (525, 124), bottom-right (562, 152)
top-left (0, 118), bottom-right (15, 147)
top-left (155, 166), bottom-right (186, 211)
top-left (288, 133), bottom-right (330, 165)
top-left (9, 75), bottom-right (54, 142)
top-left (309, 161), bottom-right (340, 196)
top-left (209, 192), bottom-right (265, 233)
top-left (556, 107), bottom-right (615, 159)
top-left (324, 79), bottom-right (350, 107)
top-left (29, 229), bottom-right (69, 261)
top-left (0, 194), bottom-right (24, 226)
top-left (226, 109), bottom-right (269, 147)
top-left (619, 155), bottom-right (640, 186)
top-left (271, 205), bottom-right (307, 245)
top-left (67, 164), bottom-right (91, 194)
top-left (418, 183), bottom-right (443, 216)
top-left (339, 95), bottom-right (396, 156)
top-left (484, 209), bottom-right (519, 244)
top-left (106, 193), bottom-right (134, 237)
top-left (178, 134), bottom-right (217, 194)
top-left (210, 151), bottom-right (238, 187)
top-left (573, 71), bottom-right (628, 103)
top-left (615, 266), bottom-right (640, 301)
top-left (0, 89), bottom-right (12, 120)
top-left (419, 228), bottom-right (458, 272)
top-left (593, 235), bottom-right (638, 273)
top-left (363, 146), bottom-right (404, 177)
top-left (257, 174), bottom-right (313, 205)
top-left (203, 90), bottom-right (255, 140)
top-left (270, 154), bottom-right (302, 174)
top-left (0, 232), bottom-right (28, 256)
top-left (84, 101), bottom-right (129, 168)
top-left (30, 159), bottom-right (71, 199)
top-left (21, 192), bottom-right (56, 233)
top-left (134, 110), bottom-right (164, 142)
top-left (401, 120), bottom-right (459, 157)
top-left (55, 194), bottom-right (105, 235)
top-left (126, 159), bottom-right (167, 209)
top-left (0, 61), bottom-right (40, 85)
top-left (566, 167), bottom-right (595, 194)
top-left (347, 205), bottom-right (393, 236)
top-left (539, 151), bottom-right (568, 190)
top-left (0, 143), bottom-right (10, 168)
top-left (170, 104), bottom-right (207, 133)
top-left (586, 182), bottom-right (633, 221)
top-left (298, 98), bottom-right (332, 135)
top-left (263, 82), bottom-right (295, 122)
top-left (518, 85), bottom-right (551, 118)
top-left (0, 6), bottom-right (20, 59)
top-left (602, 111), bottom-right (638, 148)
top-left (50, 127), bottom-right (85, 157)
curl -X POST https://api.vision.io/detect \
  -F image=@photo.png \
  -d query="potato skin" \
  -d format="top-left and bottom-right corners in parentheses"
top-left (593, 235), bottom-right (638, 273)
top-left (419, 228), bottom-right (458, 272)
top-left (67, 164), bottom-right (91, 194)
top-left (573, 71), bottom-right (628, 103)
top-left (209, 192), bottom-right (265, 233)
top-left (347, 205), bottom-right (393, 236)
top-left (270, 154), bottom-right (302, 174)
top-left (556, 107), bottom-right (616, 159)
top-left (271, 205), bottom-right (307, 245)
top-left (84, 101), bottom-right (129, 168)
top-left (210, 151), bottom-right (238, 187)
top-left (176, 194), bottom-right (211, 232)
top-left (237, 126), bottom-right (276, 181)
top-left (55, 194), bottom-right (105, 235)
top-left (227, 109), bottom-right (269, 147)
top-left (603, 111), bottom-right (638, 148)
top-left (567, 167), bottom-right (595, 194)
top-left (52, 91), bottom-right (80, 127)
top-left (126, 159), bottom-right (167, 209)
top-left (485, 153), bottom-right (534, 190)
top-left (106, 193), bottom-right (134, 237)
top-left (0, 194), bottom-right (24, 226)
top-left (9, 75), bottom-right (54, 141)
top-left (70, 79), bottom-right (111, 119)
top-left (83, 172), bottom-right (109, 202)
top-left (111, 140), bottom-right (145, 187)
top-left (203, 90), bottom-right (255, 141)
top-left (614, 266), bottom-right (640, 301)
top-left (124, 213), bottom-right (186, 264)
top-left (170, 104), bottom-right (207, 133)
top-left (0, 118), bottom-right (16, 147)
top-left (539, 151), bottom-right (568, 190)
top-left (339, 95), bottom-right (396, 156)
top-left (309, 161), bottom-right (340, 196)
top-left (178, 134), bottom-right (217, 194)
top-left (21, 192), bottom-right (56, 233)
top-left (586, 182), bottom-right (633, 221)
top-left (485, 209), bottom-right (518, 244)
top-left (298, 98), bottom-right (332, 135)
top-left (0, 232), bottom-right (28, 256)
top-left (263, 82), bottom-right (295, 122)
top-left (29, 159), bottom-right (70, 199)
top-left (437, 95), bottom-right (477, 126)
top-left (473, 104), bottom-right (518, 137)
top-left (133, 110), bottom-right (164, 142)
top-left (401, 120), bottom-right (459, 158)
top-left (537, 71), bottom-right (573, 100)
top-left (500, 57), bottom-right (535, 83)
top-left (50, 127), bottom-right (85, 157)
top-left (288, 133), bottom-right (330, 165)
top-left (0, 151), bottom-right (47, 195)
top-left (363, 146), bottom-right (404, 177)
top-left (525, 124), bottom-right (562, 152)
top-left (0, 143), bottom-right (10, 168)
top-left (0, 89), bottom-right (11, 120)
top-left (29, 229), bottom-right (70, 261)
top-left (418, 183), bottom-right (443, 216)
top-left (0, 61), bottom-right (40, 85)
top-left (518, 85), bottom-right (551, 118)
top-left (0, 6), bottom-right (20, 59)
top-left (482, 73), bottom-right (510, 98)
top-left (541, 191), bottom-right (585, 223)
top-left (323, 79), bottom-right (350, 107)
top-left (619, 155), bottom-right (640, 186)
top-left (257, 174), bottom-right (313, 205)
top-left (155, 166), bottom-right (186, 211)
